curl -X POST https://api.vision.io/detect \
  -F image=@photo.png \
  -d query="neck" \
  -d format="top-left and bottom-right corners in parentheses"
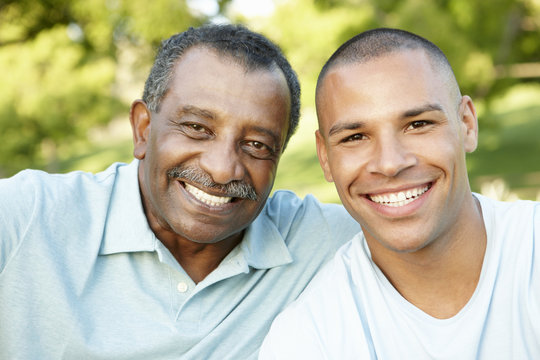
top-left (159, 231), bottom-right (244, 284)
top-left (368, 194), bottom-right (487, 319)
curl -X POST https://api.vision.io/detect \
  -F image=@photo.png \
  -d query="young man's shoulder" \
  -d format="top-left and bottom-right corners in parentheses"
top-left (259, 238), bottom-right (372, 360)
top-left (475, 193), bottom-right (539, 243)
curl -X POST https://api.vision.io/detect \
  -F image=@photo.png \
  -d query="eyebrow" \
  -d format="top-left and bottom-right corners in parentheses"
top-left (327, 103), bottom-right (445, 137)
top-left (328, 121), bottom-right (366, 137)
top-left (176, 105), bottom-right (216, 120)
top-left (402, 103), bottom-right (444, 117)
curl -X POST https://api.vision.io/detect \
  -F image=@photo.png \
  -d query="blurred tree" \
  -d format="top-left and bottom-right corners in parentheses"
top-left (244, 0), bottom-right (539, 109)
top-left (0, 0), bottom-right (207, 176)
top-left (1, 0), bottom-right (538, 186)
top-left (229, 0), bottom-right (540, 201)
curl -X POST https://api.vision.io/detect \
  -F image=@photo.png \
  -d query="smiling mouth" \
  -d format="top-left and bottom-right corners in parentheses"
top-left (368, 183), bottom-right (431, 207)
top-left (184, 183), bottom-right (233, 207)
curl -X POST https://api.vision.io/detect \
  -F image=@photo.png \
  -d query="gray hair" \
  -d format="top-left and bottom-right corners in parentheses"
top-left (142, 24), bottom-right (301, 150)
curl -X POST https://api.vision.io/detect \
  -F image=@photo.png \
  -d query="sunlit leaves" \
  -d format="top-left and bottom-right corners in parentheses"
top-left (0, 0), bottom-right (204, 175)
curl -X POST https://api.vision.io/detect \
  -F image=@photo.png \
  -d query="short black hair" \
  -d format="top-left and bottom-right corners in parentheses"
top-left (317, 28), bottom-right (459, 99)
top-left (143, 24), bottom-right (300, 150)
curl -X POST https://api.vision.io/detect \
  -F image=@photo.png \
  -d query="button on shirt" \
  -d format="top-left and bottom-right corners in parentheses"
top-left (177, 282), bottom-right (189, 293)
top-left (0, 160), bottom-right (360, 359)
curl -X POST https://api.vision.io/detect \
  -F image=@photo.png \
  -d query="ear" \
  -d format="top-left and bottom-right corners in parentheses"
top-left (459, 96), bottom-right (479, 153)
top-left (130, 100), bottom-right (151, 160)
top-left (315, 130), bottom-right (334, 182)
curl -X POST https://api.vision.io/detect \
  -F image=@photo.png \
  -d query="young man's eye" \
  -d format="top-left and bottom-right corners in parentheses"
top-left (407, 120), bottom-right (431, 130)
top-left (341, 133), bottom-right (365, 143)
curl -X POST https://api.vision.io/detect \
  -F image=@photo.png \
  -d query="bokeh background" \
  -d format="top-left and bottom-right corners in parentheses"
top-left (1, 0), bottom-right (539, 203)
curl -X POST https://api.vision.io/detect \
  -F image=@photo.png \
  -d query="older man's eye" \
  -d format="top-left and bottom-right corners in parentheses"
top-left (242, 140), bottom-right (275, 160)
top-left (188, 123), bottom-right (205, 131)
top-left (178, 122), bottom-right (213, 139)
top-left (252, 141), bottom-right (265, 149)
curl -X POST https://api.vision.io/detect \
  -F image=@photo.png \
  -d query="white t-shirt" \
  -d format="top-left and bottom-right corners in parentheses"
top-left (259, 194), bottom-right (540, 359)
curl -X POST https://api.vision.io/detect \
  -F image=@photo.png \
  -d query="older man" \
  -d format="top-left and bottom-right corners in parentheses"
top-left (260, 28), bottom-right (539, 359)
top-left (0, 24), bottom-right (359, 359)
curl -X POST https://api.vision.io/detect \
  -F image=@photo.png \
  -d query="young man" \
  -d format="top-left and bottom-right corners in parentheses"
top-left (260, 28), bottom-right (539, 359)
top-left (0, 24), bottom-right (360, 359)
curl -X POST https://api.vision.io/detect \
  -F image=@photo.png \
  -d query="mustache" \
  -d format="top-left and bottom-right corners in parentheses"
top-left (167, 166), bottom-right (259, 201)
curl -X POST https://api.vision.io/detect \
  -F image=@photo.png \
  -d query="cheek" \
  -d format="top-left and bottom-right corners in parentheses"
top-left (249, 161), bottom-right (278, 193)
top-left (155, 133), bottom-right (185, 157)
top-left (426, 135), bottom-right (463, 169)
top-left (328, 148), bottom-right (365, 189)
top-left (144, 131), bottom-right (170, 169)
top-left (155, 133), bottom-right (201, 171)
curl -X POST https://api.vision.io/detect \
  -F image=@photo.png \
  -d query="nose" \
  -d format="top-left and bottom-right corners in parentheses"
top-left (198, 139), bottom-right (246, 185)
top-left (365, 136), bottom-right (417, 177)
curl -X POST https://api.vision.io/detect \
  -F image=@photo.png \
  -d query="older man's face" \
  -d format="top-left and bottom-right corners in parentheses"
top-left (132, 46), bottom-right (290, 244)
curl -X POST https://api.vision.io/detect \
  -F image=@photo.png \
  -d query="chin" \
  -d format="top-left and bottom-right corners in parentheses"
top-left (387, 242), bottom-right (427, 254)
top-left (366, 228), bottom-right (432, 254)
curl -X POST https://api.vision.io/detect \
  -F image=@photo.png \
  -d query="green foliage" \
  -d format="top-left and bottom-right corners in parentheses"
top-left (257, 0), bottom-right (540, 106)
top-left (243, 0), bottom-right (540, 201)
top-left (467, 84), bottom-right (540, 200)
top-left (1, 0), bottom-right (539, 201)
top-left (0, 0), bottom-right (203, 176)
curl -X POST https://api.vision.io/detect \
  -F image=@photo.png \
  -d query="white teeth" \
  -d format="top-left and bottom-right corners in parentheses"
top-left (369, 185), bottom-right (429, 207)
top-left (185, 183), bottom-right (232, 207)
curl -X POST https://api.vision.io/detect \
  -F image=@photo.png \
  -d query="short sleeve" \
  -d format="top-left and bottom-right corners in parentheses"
top-left (0, 171), bottom-right (38, 272)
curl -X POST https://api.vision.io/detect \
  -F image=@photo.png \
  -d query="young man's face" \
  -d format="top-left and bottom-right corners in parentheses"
top-left (316, 49), bottom-right (478, 254)
top-left (132, 46), bottom-right (290, 244)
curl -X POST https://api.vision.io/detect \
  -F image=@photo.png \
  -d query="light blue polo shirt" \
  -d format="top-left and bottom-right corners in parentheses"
top-left (0, 160), bottom-right (360, 359)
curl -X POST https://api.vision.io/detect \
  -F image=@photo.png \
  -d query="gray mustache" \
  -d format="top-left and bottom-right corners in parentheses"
top-left (167, 166), bottom-right (259, 201)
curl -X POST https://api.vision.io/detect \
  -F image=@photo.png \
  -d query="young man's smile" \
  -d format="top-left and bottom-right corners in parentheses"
top-left (366, 183), bottom-right (431, 207)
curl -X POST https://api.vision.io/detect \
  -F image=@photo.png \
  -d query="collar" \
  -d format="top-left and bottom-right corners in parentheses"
top-left (238, 208), bottom-right (293, 270)
top-left (99, 160), bottom-right (293, 271)
top-left (197, 205), bottom-right (294, 288)
top-left (100, 159), bottom-right (157, 255)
